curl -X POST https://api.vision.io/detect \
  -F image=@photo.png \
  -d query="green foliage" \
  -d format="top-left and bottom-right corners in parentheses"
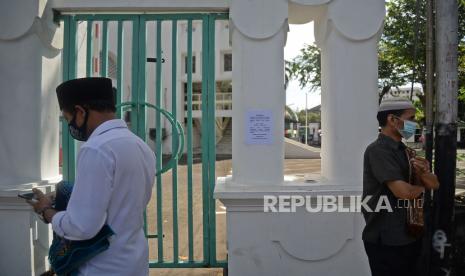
top-left (383, 0), bottom-right (427, 88)
top-left (458, 153), bottom-right (465, 162)
top-left (378, 42), bottom-right (409, 91)
top-left (285, 105), bottom-right (299, 123)
top-left (378, 0), bottom-right (429, 105)
top-left (413, 100), bottom-right (425, 125)
top-left (297, 110), bottom-right (321, 124)
top-left (458, 152), bottom-right (465, 177)
top-left (286, 44), bottom-right (321, 92)
top-left (287, 0), bottom-right (465, 117)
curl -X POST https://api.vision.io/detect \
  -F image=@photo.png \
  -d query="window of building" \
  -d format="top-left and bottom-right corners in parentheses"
top-left (184, 82), bottom-right (203, 111)
top-left (223, 53), bottom-right (232, 72)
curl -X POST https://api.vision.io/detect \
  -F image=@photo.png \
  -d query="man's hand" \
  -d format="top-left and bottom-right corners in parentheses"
top-left (411, 157), bottom-right (430, 175)
top-left (410, 157), bottom-right (440, 190)
top-left (420, 173), bottom-right (440, 190)
top-left (27, 188), bottom-right (53, 214)
top-left (44, 191), bottom-right (56, 202)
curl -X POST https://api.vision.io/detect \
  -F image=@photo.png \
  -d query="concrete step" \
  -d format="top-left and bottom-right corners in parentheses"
top-left (284, 137), bottom-right (321, 159)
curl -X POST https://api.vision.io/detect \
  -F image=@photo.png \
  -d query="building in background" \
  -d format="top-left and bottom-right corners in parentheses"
top-left (75, 20), bottom-right (233, 155)
top-left (381, 86), bottom-right (423, 102)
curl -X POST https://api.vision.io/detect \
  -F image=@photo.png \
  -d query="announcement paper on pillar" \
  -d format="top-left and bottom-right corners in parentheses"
top-left (245, 110), bottom-right (273, 145)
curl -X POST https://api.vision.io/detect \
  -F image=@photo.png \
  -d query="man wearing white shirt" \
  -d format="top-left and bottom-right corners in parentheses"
top-left (29, 77), bottom-right (156, 275)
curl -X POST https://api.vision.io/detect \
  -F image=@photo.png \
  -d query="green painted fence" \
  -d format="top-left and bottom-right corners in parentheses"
top-left (60, 13), bottom-right (228, 269)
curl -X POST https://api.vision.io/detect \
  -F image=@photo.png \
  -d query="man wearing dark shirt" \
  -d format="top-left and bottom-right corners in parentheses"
top-left (362, 98), bottom-right (439, 276)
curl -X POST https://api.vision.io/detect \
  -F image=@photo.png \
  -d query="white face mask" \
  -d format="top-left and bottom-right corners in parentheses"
top-left (394, 116), bottom-right (417, 140)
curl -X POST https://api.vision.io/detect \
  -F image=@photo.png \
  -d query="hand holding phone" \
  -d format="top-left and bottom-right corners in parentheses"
top-left (18, 192), bottom-right (38, 203)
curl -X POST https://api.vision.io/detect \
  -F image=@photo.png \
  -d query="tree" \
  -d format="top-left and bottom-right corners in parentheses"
top-left (286, 44), bottom-right (321, 92)
top-left (382, 0), bottom-right (428, 101)
top-left (383, 0), bottom-right (465, 119)
top-left (287, 42), bottom-right (410, 104)
top-left (377, 41), bottom-right (410, 103)
top-left (297, 110), bottom-right (321, 125)
top-left (287, 0), bottom-right (465, 120)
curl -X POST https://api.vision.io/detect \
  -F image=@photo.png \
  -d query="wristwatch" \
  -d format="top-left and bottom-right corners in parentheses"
top-left (37, 206), bottom-right (54, 224)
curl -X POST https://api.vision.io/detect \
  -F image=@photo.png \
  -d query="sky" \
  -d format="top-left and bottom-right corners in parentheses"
top-left (284, 22), bottom-right (321, 112)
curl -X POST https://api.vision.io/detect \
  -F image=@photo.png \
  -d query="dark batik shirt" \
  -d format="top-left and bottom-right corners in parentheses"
top-left (362, 133), bottom-right (419, 246)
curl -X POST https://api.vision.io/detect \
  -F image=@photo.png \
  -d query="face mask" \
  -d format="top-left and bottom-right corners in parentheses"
top-left (68, 109), bottom-right (89, 141)
top-left (394, 116), bottom-right (417, 140)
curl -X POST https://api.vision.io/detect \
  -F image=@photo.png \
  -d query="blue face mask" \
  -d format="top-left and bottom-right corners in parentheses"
top-left (394, 116), bottom-right (417, 140)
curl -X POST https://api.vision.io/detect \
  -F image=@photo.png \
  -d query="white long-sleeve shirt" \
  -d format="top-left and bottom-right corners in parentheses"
top-left (52, 119), bottom-right (156, 276)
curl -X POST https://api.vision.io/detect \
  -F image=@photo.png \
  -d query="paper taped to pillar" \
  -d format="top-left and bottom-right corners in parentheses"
top-left (327, 0), bottom-right (385, 41)
top-left (230, 0), bottom-right (288, 39)
top-left (245, 110), bottom-right (273, 145)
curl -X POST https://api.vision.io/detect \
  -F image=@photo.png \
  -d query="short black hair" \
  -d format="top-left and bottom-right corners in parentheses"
top-left (377, 109), bottom-right (406, 127)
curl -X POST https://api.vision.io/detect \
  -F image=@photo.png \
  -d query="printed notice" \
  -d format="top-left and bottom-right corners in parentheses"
top-left (245, 110), bottom-right (273, 145)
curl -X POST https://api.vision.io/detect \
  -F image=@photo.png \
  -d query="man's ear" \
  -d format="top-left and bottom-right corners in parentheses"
top-left (386, 114), bottom-right (395, 126)
top-left (74, 105), bottom-right (86, 116)
top-left (73, 105), bottom-right (87, 126)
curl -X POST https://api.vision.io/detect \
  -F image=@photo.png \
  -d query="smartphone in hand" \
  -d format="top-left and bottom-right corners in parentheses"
top-left (18, 192), bottom-right (36, 201)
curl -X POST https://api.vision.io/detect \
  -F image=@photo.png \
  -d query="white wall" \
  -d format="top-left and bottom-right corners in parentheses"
top-left (0, 1), bottom-right (63, 274)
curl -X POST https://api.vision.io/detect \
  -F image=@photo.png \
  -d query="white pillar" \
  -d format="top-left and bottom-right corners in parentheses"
top-left (231, 28), bottom-right (286, 185)
top-left (215, 1), bottom-right (385, 276)
top-left (318, 20), bottom-right (381, 185)
top-left (0, 2), bottom-right (62, 274)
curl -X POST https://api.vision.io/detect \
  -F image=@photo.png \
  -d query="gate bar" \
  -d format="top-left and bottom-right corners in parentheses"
top-left (171, 19), bottom-right (180, 264)
top-left (201, 15), bottom-right (211, 264)
top-left (101, 20), bottom-right (109, 77)
top-left (86, 20), bottom-right (93, 77)
top-left (64, 17), bottom-right (78, 181)
top-left (155, 19), bottom-right (164, 262)
top-left (131, 17), bottom-right (146, 234)
top-left (186, 19), bottom-right (195, 263)
top-left (116, 21), bottom-right (124, 118)
top-left (61, 16), bottom-right (75, 181)
top-left (137, 17), bottom-right (147, 139)
top-left (207, 15), bottom-right (217, 265)
top-left (132, 17), bottom-right (141, 135)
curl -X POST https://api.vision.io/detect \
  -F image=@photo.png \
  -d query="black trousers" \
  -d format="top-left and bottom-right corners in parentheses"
top-left (364, 239), bottom-right (422, 276)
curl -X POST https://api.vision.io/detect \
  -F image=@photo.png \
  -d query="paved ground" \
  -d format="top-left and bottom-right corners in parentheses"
top-left (148, 158), bottom-right (322, 276)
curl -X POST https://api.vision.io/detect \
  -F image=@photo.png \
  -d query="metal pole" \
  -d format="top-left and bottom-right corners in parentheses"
top-left (422, 1), bottom-right (435, 275)
top-left (305, 93), bottom-right (308, 145)
top-left (425, 0), bottom-right (435, 165)
top-left (432, 0), bottom-right (458, 275)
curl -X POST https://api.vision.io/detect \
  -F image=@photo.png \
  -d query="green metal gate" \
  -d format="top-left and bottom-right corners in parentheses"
top-left (59, 13), bottom-right (228, 269)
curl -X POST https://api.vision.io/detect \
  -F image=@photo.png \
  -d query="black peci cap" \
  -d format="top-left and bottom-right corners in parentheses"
top-left (56, 77), bottom-right (115, 111)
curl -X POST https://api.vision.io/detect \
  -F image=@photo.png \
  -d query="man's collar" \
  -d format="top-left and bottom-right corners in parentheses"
top-left (89, 119), bottom-right (127, 139)
top-left (378, 133), bottom-right (406, 150)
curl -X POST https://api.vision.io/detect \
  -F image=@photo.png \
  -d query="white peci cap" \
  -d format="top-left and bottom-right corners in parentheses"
top-left (378, 98), bottom-right (415, 112)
